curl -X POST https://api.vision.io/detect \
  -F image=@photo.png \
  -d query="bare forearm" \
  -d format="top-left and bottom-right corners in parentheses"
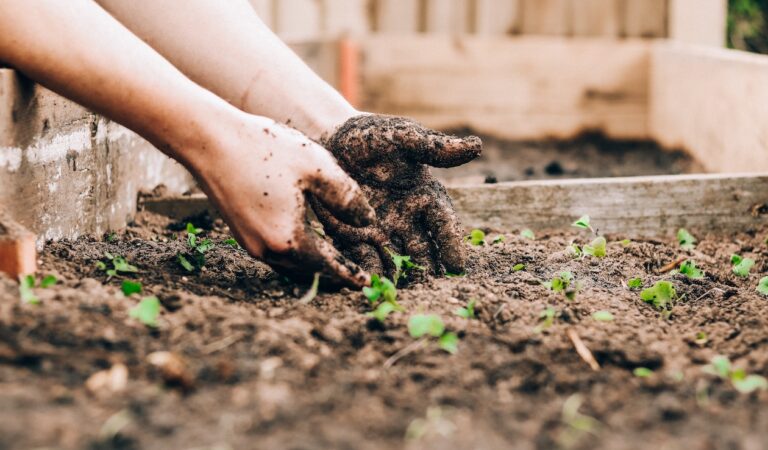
top-left (0, 0), bottom-right (234, 168)
top-left (94, 0), bottom-right (357, 141)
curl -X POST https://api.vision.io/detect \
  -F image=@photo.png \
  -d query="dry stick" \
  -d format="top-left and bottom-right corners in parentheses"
top-left (566, 329), bottom-right (601, 371)
top-left (383, 338), bottom-right (427, 370)
top-left (201, 332), bottom-right (244, 355)
top-left (694, 288), bottom-right (724, 302)
top-left (656, 257), bottom-right (687, 274)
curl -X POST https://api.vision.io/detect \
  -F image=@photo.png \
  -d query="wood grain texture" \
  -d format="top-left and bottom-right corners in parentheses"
top-left (473, 0), bottom-right (521, 35)
top-left (623, 0), bottom-right (667, 37)
top-left (650, 42), bottom-right (768, 173)
top-left (521, 0), bottom-right (572, 35)
top-left (572, 0), bottom-right (620, 36)
top-left (140, 175), bottom-right (768, 238)
top-left (359, 35), bottom-right (651, 140)
top-left (668, 0), bottom-right (726, 47)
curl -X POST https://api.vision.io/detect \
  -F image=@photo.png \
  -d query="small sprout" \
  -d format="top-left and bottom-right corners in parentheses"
top-left (619, 239), bottom-right (631, 247)
top-left (572, 215), bottom-right (593, 232)
top-left (129, 296), bottom-right (161, 328)
top-left (520, 229), bottom-right (535, 240)
top-left (223, 237), bottom-right (241, 249)
top-left (97, 253), bottom-right (139, 279)
top-left (627, 278), bottom-right (643, 289)
top-left (757, 276), bottom-right (768, 296)
top-left (177, 254), bottom-right (195, 272)
top-left (438, 332), bottom-right (459, 354)
top-left (445, 272), bottom-right (466, 278)
top-left (730, 254), bottom-right (755, 277)
top-left (408, 314), bottom-right (459, 354)
top-left (121, 280), bottom-right (142, 296)
top-left (178, 223), bottom-right (214, 271)
top-left (186, 222), bottom-right (202, 235)
top-left (640, 281), bottom-right (678, 310)
top-left (694, 331), bottom-right (708, 346)
top-left (298, 273), bottom-right (320, 304)
top-left (492, 234), bottom-right (506, 244)
top-left (703, 355), bottom-right (768, 394)
top-left (513, 263), bottom-right (525, 272)
top-left (582, 236), bottom-right (606, 258)
top-left (105, 232), bottom-right (118, 242)
top-left (678, 260), bottom-right (704, 279)
top-left (369, 301), bottom-right (397, 322)
top-left (677, 228), bottom-right (697, 250)
top-left (454, 299), bottom-right (476, 319)
top-left (388, 249), bottom-right (425, 284)
top-left (559, 394), bottom-right (601, 446)
top-left (592, 311), bottom-right (614, 322)
top-left (568, 243), bottom-right (582, 257)
top-left (465, 229), bottom-right (486, 246)
top-left (40, 274), bottom-right (58, 288)
top-left (19, 275), bottom-right (39, 305)
top-left (543, 272), bottom-right (581, 300)
top-left (633, 367), bottom-right (654, 378)
top-left (534, 306), bottom-right (557, 333)
top-left (363, 274), bottom-right (397, 305)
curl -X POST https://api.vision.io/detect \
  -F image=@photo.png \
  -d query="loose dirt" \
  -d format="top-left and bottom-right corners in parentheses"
top-left (1, 212), bottom-right (766, 450)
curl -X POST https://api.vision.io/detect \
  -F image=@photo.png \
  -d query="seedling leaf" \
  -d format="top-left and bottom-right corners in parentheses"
top-left (703, 355), bottom-right (732, 379)
top-left (40, 275), bottom-right (58, 288)
top-left (513, 263), bottom-right (525, 272)
top-left (640, 281), bottom-right (677, 310)
top-left (438, 332), bottom-right (459, 354)
top-left (19, 275), bottom-right (39, 305)
top-left (178, 254), bottom-right (195, 272)
top-left (633, 367), bottom-right (653, 378)
top-left (757, 277), bottom-right (768, 296)
top-left (627, 278), bottom-right (643, 289)
top-left (572, 215), bottom-right (591, 231)
top-left (454, 299), bottom-right (476, 319)
top-left (129, 296), bottom-right (161, 328)
top-left (694, 331), bottom-right (708, 346)
top-left (733, 375), bottom-right (768, 394)
top-left (223, 237), bottom-right (241, 249)
top-left (363, 274), bottom-right (397, 305)
top-left (619, 239), bottom-right (631, 247)
top-left (369, 301), bottom-right (396, 322)
top-left (592, 311), bottom-right (614, 322)
top-left (186, 223), bottom-right (202, 235)
top-left (388, 249), bottom-right (425, 284)
top-left (492, 235), bottom-right (506, 244)
top-left (677, 228), bottom-right (697, 250)
top-left (731, 255), bottom-right (755, 277)
top-left (679, 260), bottom-right (704, 279)
top-left (408, 314), bottom-right (445, 338)
top-left (111, 256), bottom-right (138, 274)
top-left (534, 307), bottom-right (557, 333)
top-left (466, 229), bottom-right (486, 246)
top-left (583, 236), bottom-right (607, 258)
top-left (121, 280), bottom-right (142, 296)
top-left (520, 229), bottom-right (535, 240)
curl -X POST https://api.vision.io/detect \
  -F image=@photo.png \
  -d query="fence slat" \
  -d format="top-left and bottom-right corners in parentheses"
top-left (473, 0), bottom-right (521, 35)
top-left (424, 0), bottom-right (471, 33)
top-left (668, 0), bottom-right (726, 47)
top-left (275, 0), bottom-right (323, 41)
top-left (521, 0), bottom-right (572, 35)
top-left (375, 0), bottom-right (420, 33)
top-left (323, 0), bottom-right (371, 36)
top-left (623, 0), bottom-right (667, 38)
top-left (572, 0), bottom-right (620, 36)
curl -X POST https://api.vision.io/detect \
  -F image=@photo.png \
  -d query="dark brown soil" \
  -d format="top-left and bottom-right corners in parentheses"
top-left (1, 212), bottom-right (767, 450)
top-left (433, 131), bottom-right (705, 186)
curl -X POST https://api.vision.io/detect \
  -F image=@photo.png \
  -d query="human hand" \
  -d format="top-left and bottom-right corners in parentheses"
top-left (189, 114), bottom-right (375, 288)
top-left (315, 114), bottom-right (482, 278)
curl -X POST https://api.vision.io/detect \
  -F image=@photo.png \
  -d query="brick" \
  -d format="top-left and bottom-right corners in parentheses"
top-left (0, 215), bottom-right (36, 279)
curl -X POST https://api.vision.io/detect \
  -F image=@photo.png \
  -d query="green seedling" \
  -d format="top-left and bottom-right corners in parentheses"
top-left (677, 228), bottom-right (697, 250)
top-left (758, 276), bottom-right (768, 296)
top-left (592, 310), bottom-right (614, 322)
top-left (559, 394), bottom-right (601, 447)
top-left (465, 229), bottom-right (486, 246)
top-left (534, 306), bottom-right (557, 333)
top-left (445, 272), bottom-right (466, 278)
top-left (298, 273), bottom-right (320, 304)
top-left (129, 296), bottom-right (161, 328)
top-left (640, 281), bottom-right (678, 311)
top-left (520, 229), bottom-right (535, 240)
top-left (702, 355), bottom-right (768, 394)
top-left (568, 243), bottom-right (582, 258)
top-left (121, 280), bottom-right (142, 296)
top-left (582, 236), bottom-right (606, 258)
top-left (694, 331), bottom-right (708, 346)
top-left (633, 367), bottom-right (654, 378)
top-left (96, 253), bottom-right (139, 279)
top-left (619, 239), bottom-right (632, 247)
top-left (513, 263), bottom-right (525, 272)
top-left (388, 249), bottom-right (425, 284)
top-left (730, 254), bottom-right (755, 277)
top-left (627, 278), bottom-right (643, 289)
top-left (178, 223), bottom-right (214, 272)
top-left (543, 271), bottom-right (581, 300)
top-left (223, 237), bottom-right (241, 249)
top-left (370, 301), bottom-right (397, 322)
top-left (492, 234), bottom-right (506, 244)
top-left (572, 215), bottom-right (594, 233)
top-left (363, 274), bottom-right (403, 322)
top-left (454, 299), bottom-right (476, 319)
top-left (105, 232), bottom-right (118, 243)
top-left (408, 314), bottom-right (458, 354)
top-left (19, 274), bottom-right (58, 305)
top-left (679, 260), bottom-right (704, 279)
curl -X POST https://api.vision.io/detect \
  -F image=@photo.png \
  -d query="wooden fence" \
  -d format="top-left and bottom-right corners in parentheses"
top-left (250, 0), bottom-right (725, 45)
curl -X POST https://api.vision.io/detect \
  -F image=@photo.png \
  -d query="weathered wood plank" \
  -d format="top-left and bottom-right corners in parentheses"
top-left (323, 0), bottom-right (370, 36)
top-left (424, 0), bottom-right (470, 34)
top-left (274, 0), bottom-right (322, 41)
top-left (572, 0), bottom-right (620, 37)
top-left (473, 0), bottom-right (521, 35)
top-left (521, 0), bottom-right (572, 35)
top-left (623, 0), bottom-right (666, 38)
top-left (374, 0), bottom-right (420, 33)
top-left (360, 35), bottom-right (650, 140)
top-left (650, 42), bottom-right (768, 173)
top-left (139, 174), bottom-right (768, 237)
top-left (668, 0), bottom-right (726, 47)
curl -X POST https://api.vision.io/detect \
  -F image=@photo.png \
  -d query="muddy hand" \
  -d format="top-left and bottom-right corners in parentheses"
top-left (191, 115), bottom-right (375, 288)
top-left (316, 114), bottom-right (482, 277)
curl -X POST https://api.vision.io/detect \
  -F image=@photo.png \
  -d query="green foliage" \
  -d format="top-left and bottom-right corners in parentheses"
top-left (559, 394), bottom-right (601, 446)
top-left (543, 272), bottom-right (581, 300)
top-left (572, 215), bottom-right (592, 232)
top-left (465, 229), bottom-right (486, 246)
top-left (178, 223), bottom-right (214, 272)
top-left (633, 367), bottom-right (654, 378)
top-left (568, 243), bottom-right (582, 258)
top-left (408, 314), bottom-right (459, 354)
top-left (388, 250), bottom-right (425, 284)
top-left (520, 229), bottom-right (535, 240)
top-left (582, 236), bottom-right (607, 258)
top-left (129, 296), bottom-right (161, 328)
top-left (223, 237), bottom-right (241, 249)
top-left (534, 306), bottom-right (557, 333)
top-left (513, 263), bottom-right (525, 272)
top-left (677, 228), bottom-right (697, 250)
top-left (438, 332), bottom-right (459, 354)
top-left (105, 232), bottom-right (118, 243)
top-left (96, 252), bottom-right (139, 279)
top-left (695, 331), bottom-right (709, 346)
top-left (730, 254), bottom-right (755, 277)
top-left (121, 280), bottom-right (142, 296)
top-left (454, 299), bottom-right (476, 319)
top-left (627, 278), bottom-right (643, 289)
top-left (40, 275), bottom-right (58, 288)
top-left (370, 301), bottom-right (397, 322)
top-left (363, 274), bottom-right (403, 322)
top-left (757, 276), bottom-right (768, 296)
top-left (703, 355), bottom-right (768, 394)
top-left (679, 260), bottom-right (705, 279)
top-left (19, 274), bottom-right (58, 304)
top-left (619, 239), bottom-right (632, 247)
top-left (592, 310), bottom-right (614, 322)
top-left (728, 0), bottom-right (768, 53)
top-left (640, 281), bottom-right (678, 310)
top-left (492, 234), bottom-right (506, 244)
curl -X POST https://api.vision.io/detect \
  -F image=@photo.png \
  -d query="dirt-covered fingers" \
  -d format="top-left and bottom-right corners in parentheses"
top-left (304, 152), bottom-right (375, 228)
top-left (423, 186), bottom-right (467, 275)
top-left (407, 131), bottom-right (482, 168)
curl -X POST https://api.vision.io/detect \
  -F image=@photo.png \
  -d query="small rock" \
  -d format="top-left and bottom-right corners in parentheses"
top-left (147, 351), bottom-right (194, 391)
top-left (86, 363), bottom-right (128, 395)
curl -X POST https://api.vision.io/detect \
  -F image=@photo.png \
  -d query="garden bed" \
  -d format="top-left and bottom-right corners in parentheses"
top-left (1, 211), bottom-right (767, 449)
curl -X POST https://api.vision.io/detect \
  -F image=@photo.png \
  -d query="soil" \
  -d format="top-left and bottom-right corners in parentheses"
top-left (433, 131), bottom-right (705, 186)
top-left (1, 212), bottom-right (767, 450)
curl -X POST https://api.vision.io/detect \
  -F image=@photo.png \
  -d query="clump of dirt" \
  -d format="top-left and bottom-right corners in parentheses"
top-left (1, 212), bottom-right (767, 450)
top-left (433, 131), bottom-right (705, 186)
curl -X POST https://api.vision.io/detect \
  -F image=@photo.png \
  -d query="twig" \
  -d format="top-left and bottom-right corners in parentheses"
top-left (656, 257), bottom-right (687, 274)
top-left (383, 338), bottom-right (427, 369)
top-left (493, 304), bottom-right (507, 320)
top-left (298, 272), bottom-right (320, 304)
top-left (566, 328), bottom-right (600, 371)
top-left (201, 332), bottom-right (244, 355)
top-left (694, 288), bottom-right (724, 302)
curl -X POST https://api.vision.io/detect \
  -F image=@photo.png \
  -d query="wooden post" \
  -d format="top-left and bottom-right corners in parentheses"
top-left (0, 215), bottom-right (36, 279)
top-left (424, 0), bottom-right (471, 34)
top-left (374, 0), bottom-right (421, 33)
top-left (323, 0), bottom-right (370, 37)
top-left (668, 0), bottom-right (727, 47)
top-left (572, 0), bottom-right (620, 37)
top-left (623, 0), bottom-right (667, 38)
top-left (338, 39), bottom-right (361, 107)
top-left (473, 0), bottom-right (521, 35)
top-left (521, 0), bottom-right (572, 36)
